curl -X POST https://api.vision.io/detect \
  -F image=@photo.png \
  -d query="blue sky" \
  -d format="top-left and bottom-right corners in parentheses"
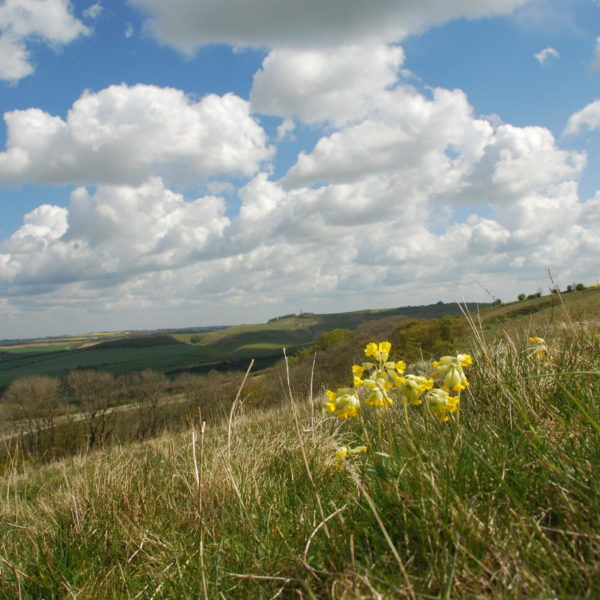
top-left (1, 0), bottom-right (599, 339)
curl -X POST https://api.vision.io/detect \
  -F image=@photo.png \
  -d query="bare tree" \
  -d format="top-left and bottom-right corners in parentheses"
top-left (65, 370), bottom-right (116, 449)
top-left (3, 375), bottom-right (63, 457)
top-left (121, 370), bottom-right (168, 438)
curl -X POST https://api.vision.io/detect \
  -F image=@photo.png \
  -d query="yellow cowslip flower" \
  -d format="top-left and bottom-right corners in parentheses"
top-left (527, 336), bottom-right (548, 360)
top-left (364, 341), bottom-right (391, 362)
top-left (325, 388), bottom-right (360, 419)
top-left (457, 354), bottom-right (473, 367)
top-left (424, 388), bottom-right (460, 422)
top-left (352, 364), bottom-right (365, 377)
top-left (395, 360), bottom-right (407, 374)
top-left (397, 374), bottom-right (434, 406)
top-left (352, 364), bottom-right (365, 387)
top-left (365, 386), bottom-right (393, 407)
top-left (335, 445), bottom-right (367, 468)
top-left (431, 354), bottom-right (471, 392)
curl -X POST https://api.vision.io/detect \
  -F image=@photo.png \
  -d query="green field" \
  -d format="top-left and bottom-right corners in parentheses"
top-left (0, 344), bottom-right (73, 353)
top-left (0, 302), bottom-right (483, 389)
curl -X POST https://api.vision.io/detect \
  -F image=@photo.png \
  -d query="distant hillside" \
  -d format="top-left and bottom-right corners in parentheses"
top-left (477, 287), bottom-right (600, 336)
top-left (0, 301), bottom-right (486, 389)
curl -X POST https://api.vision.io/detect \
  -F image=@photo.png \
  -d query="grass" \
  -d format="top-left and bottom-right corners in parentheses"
top-left (0, 311), bottom-right (598, 598)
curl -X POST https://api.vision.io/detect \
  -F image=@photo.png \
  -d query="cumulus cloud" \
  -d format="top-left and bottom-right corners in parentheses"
top-left (1, 163), bottom-right (599, 335)
top-left (0, 0), bottom-right (88, 82)
top-left (2, 62), bottom-right (595, 329)
top-left (534, 46), bottom-right (559, 65)
top-left (564, 99), bottom-right (600, 135)
top-left (0, 84), bottom-right (272, 185)
top-left (282, 86), bottom-right (493, 189)
top-left (129, 0), bottom-right (530, 52)
top-left (1, 178), bottom-right (229, 290)
top-left (251, 44), bottom-right (405, 125)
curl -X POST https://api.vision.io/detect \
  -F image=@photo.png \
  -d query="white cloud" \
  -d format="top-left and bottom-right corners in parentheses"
top-left (129, 0), bottom-right (530, 52)
top-left (457, 124), bottom-right (586, 203)
top-left (276, 118), bottom-right (295, 142)
top-left (1, 178), bottom-right (230, 289)
top-left (4, 61), bottom-right (593, 330)
top-left (83, 3), bottom-right (103, 21)
top-left (3, 205), bottom-right (68, 254)
top-left (0, 84), bottom-right (272, 185)
top-left (251, 45), bottom-right (404, 125)
top-left (281, 86), bottom-right (494, 189)
top-left (564, 98), bottom-right (600, 135)
top-left (0, 0), bottom-right (88, 82)
top-left (534, 46), bottom-right (559, 65)
top-left (1, 166), bottom-right (599, 336)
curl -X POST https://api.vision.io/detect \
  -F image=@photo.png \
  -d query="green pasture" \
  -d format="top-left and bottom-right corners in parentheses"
top-left (0, 338), bottom-right (206, 388)
top-left (0, 344), bottom-right (73, 354)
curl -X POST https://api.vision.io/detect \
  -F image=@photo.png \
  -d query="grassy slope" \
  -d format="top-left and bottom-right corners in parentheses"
top-left (0, 296), bottom-right (598, 598)
top-left (478, 287), bottom-right (600, 335)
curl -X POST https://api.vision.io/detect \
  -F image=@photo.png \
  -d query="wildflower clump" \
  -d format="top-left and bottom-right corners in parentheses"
top-left (335, 445), bottom-right (367, 469)
top-left (424, 388), bottom-right (460, 422)
top-left (352, 342), bottom-right (406, 407)
top-left (325, 342), bottom-right (473, 464)
top-left (431, 353), bottom-right (472, 392)
top-left (324, 388), bottom-right (360, 419)
top-left (527, 336), bottom-right (548, 360)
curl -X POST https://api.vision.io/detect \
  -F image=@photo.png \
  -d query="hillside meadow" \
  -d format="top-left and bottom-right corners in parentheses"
top-left (0, 290), bottom-right (598, 598)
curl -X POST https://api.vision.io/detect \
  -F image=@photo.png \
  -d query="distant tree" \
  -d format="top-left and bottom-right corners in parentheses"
top-left (518, 293), bottom-right (526, 301)
top-left (121, 370), bottom-right (168, 438)
top-left (492, 299), bottom-right (502, 305)
top-left (3, 375), bottom-right (63, 456)
top-left (575, 283), bottom-right (586, 291)
top-left (316, 328), bottom-right (352, 351)
top-left (550, 287), bottom-right (560, 295)
top-left (65, 370), bottom-right (116, 449)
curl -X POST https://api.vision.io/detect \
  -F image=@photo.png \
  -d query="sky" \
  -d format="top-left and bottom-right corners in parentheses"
top-left (0, 0), bottom-right (599, 340)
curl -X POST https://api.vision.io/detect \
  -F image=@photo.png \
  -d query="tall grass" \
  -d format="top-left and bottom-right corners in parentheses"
top-left (0, 323), bottom-right (598, 598)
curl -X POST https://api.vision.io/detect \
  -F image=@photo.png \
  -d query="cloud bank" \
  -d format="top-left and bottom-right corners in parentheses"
top-left (0, 0), bottom-right (88, 82)
top-left (129, 0), bottom-right (530, 51)
top-left (2, 0), bottom-right (598, 337)
top-left (2, 73), bottom-right (596, 335)
top-left (0, 84), bottom-right (272, 186)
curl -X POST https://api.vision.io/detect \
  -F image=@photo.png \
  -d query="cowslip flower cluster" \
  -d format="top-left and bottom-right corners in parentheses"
top-left (326, 342), bottom-right (474, 463)
top-left (424, 388), bottom-right (460, 422)
top-left (431, 353), bottom-right (472, 393)
top-left (353, 342), bottom-right (406, 407)
top-left (335, 445), bottom-right (367, 469)
top-left (527, 336), bottom-right (548, 360)
top-left (324, 388), bottom-right (360, 419)
top-left (397, 374), bottom-right (434, 405)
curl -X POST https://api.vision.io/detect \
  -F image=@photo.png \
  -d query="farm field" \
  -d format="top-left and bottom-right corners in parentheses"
top-left (0, 301), bottom-right (483, 389)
